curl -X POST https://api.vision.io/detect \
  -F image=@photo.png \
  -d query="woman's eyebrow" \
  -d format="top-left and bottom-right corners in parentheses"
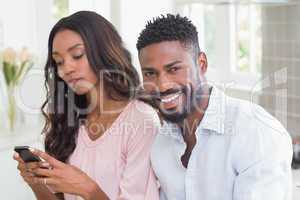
top-left (67, 43), bottom-right (84, 52)
top-left (52, 43), bottom-right (84, 55)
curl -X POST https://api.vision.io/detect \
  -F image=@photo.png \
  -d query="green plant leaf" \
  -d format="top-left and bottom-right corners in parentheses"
top-left (15, 60), bottom-right (27, 83)
top-left (15, 61), bottom-right (33, 84)
top-left (3, 62), bottom-right (11, 86)
top-left (9, 64), bottom-right (16, 86)
top-left (3, 61), bottom-right (17, 87)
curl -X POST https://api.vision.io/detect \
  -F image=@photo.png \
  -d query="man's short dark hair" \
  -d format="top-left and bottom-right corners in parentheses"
top-left (136, 14), bottom-right (200, 58)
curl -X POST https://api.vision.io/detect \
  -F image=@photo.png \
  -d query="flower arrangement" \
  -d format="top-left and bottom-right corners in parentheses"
top-left (1, 47), bottom-right (33, 132)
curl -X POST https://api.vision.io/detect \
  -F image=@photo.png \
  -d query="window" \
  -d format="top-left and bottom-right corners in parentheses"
top-left (180, 4), bottom-right (217, 68)
top-left (52, 0), bottom-right (69, 21)
top-left (231, 4), bottom-right (262, 74)
top-left (176, 2), bottom-right (262, 89)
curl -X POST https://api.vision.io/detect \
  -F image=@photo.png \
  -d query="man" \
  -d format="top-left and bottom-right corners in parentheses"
top-left (136, 14), bottom-right (293, 200)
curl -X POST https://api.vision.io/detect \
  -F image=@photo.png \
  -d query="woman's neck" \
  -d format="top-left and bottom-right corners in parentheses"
top-left (85, 86), bottom-right (129, 140)
top-left (86, 85), bottom-right (129, 118)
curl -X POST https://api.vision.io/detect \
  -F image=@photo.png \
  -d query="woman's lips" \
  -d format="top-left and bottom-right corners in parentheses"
top-left (68, 78), bottom-right (82, 87)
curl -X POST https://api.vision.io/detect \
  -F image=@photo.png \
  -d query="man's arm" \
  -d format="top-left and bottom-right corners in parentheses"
top-left (232, 119), bottom-right (293, 200)
top-left (233, 155), bottom-right (292, 199)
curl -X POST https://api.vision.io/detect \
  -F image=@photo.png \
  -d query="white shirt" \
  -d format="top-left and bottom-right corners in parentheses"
top-left (151, 87), bottom-right (293, 200)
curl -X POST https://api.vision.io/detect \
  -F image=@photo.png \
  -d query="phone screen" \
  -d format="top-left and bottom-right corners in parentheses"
top-left (14, 146), bottom-right (41, 163)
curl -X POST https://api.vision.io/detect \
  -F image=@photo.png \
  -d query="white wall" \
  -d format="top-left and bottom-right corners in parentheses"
top-left (0, 136), bottom-right (43, 200)
top-left (69, 0), bottom-right (111, 20)
top-left (0, 1), bottom-right (52, 199)
top-left (119, 0), bottom-right (174, 75)
top-left (0, 0), bottom-right (52, 130)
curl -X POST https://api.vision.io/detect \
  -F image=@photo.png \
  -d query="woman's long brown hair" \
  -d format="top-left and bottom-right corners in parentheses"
top-left (41, 11), bottom-right (140, 162)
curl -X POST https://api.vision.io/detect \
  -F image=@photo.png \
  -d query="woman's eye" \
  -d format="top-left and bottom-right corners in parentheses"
top-left (55, 60), bottom-right (63, 66)
top-left (73, 53), bottom-right (84, 60)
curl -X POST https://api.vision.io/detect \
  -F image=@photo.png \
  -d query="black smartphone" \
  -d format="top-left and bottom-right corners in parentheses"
top-left (14, 146), bottom-right (41, 163)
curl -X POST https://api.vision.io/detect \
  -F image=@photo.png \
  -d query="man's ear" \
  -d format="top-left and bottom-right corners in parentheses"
top-left (197, 52), bottom-right (208, 74)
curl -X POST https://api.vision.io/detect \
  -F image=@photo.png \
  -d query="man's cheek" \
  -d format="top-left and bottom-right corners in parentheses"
top-left (143, 81), bottom-right (157, 91)
top-left (143, 86), bottom-right (157, 97)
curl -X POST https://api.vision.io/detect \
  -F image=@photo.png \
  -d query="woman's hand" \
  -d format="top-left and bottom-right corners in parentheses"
top-left (29, 148), bottom-right (101, 199)
top-left (13, 152), bottom-right (44, 187)
top-left (14, 152), bottom-right (64, 200)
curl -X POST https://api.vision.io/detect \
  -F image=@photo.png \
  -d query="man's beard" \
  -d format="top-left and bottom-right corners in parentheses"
top-left (152, 83), bottom-right (204, 124)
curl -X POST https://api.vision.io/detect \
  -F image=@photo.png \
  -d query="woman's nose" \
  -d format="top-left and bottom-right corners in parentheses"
top-left (59, 60), bottom-right (76, 77)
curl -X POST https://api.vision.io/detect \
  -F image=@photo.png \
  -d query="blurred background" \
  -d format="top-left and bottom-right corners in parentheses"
top-left (0, 0), bottom-right (299, 199)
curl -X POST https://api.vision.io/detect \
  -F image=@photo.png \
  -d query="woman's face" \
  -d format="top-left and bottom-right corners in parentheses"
top-left (52, 29), bottom-right (98, 95)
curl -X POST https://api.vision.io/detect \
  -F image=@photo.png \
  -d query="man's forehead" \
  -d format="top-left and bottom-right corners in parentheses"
top-left (139, 42), bottom-right (190, 66)
top-left (139, 41), bottom-right (185, 54)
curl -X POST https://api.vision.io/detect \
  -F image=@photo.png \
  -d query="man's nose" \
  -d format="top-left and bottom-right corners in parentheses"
top-left (157, 75), bottom-right (175, 94)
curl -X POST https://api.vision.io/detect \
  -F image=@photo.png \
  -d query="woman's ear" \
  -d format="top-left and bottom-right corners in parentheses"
top-left (197, 52), bottom-right (208, 74)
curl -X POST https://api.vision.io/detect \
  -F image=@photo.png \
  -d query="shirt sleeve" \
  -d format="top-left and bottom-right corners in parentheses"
top-left (232, 117), bottom-right (293, 200)
top-left (117, 105), bottom-right (160, 200)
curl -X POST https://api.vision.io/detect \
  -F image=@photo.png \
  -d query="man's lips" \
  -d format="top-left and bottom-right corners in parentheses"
top-left (160, 91), bottom-right (182, 103)
top-left (154, 91), bottom-right (183, 110)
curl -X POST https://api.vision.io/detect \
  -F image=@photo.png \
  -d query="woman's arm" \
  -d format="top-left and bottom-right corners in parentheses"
top-left (31, 185), bottom-right (60, 200)
top-left (116, 105), bottom-right (160, 199)
top-left (79, 181), bottom-right (109, 200)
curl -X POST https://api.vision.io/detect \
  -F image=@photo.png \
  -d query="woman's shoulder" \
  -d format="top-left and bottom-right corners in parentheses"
top-left (122, 100), bottom-right (160, 146)
top-left (123, 99), bottom-right (160, 126)
top-left (127, 100), bottom-right (158, 117)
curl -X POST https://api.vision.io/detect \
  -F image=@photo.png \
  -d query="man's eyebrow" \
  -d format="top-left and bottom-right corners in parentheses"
top-left (142, 67), bottom-right (156, 71)
top-left (52, 43), bottom-right (84, 55)
top-left (141, 60), bottom-right (182, 72)
top-left (163, 60), bottom-right (182, 69)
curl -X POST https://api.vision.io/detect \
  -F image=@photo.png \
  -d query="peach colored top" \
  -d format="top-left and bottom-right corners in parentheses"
top-left (64, 100), bottom-right (160, 200)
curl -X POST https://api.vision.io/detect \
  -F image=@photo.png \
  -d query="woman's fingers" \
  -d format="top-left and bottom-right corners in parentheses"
top-left (30, 148), bottom-right (64, 168)
top-left (32, 176), bottom-right (57, 186)
top-left (14, 151), bottom-right (49, 186)
top-left (32, 167), bottom-right (55, 178)
top-left (20, 171), bottom-right (35, 178)
top-left (17, 162), bottom-right (26, 171)
top-left (39, 161), bottom-right (52, 169)
top-left (26, 162), bottom-right (40, 170)
top-left (13, 152), bottom-right (24, 163)
top-left (19, 168), bottom-right (37, 185)
top-left (14, 152), bottom-right (40, 171)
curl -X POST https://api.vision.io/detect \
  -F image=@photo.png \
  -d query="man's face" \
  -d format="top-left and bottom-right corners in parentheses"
top-left (139, 41), bottom-right (206, 123)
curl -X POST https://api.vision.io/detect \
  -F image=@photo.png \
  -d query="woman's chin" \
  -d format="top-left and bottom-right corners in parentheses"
top-left (72, 87), bottom-right (90, 95)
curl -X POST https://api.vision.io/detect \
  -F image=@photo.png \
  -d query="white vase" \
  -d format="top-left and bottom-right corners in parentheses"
top-left (0, 86), bottom-right (24, 135)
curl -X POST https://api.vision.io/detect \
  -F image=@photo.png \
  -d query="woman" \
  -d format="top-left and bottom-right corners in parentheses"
top-left (13, 11), bottom-right (160, 200)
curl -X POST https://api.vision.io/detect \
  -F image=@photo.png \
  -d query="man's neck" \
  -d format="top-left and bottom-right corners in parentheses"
top-left (179, 86), bottom-right (212, 141)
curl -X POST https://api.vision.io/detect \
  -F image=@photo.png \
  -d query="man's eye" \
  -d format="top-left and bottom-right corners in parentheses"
top-left (144, 71), bottom-right (155, 77)
top-left (169, 66), bottom-right (180, 73)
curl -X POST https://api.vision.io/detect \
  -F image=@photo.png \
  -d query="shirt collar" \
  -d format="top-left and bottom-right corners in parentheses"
top-left (160, 122), bottom-right (184, 142)
top-left (160, 86), bottom-right (228, 139)
top-left (198, 86), bottom-right (226, 135)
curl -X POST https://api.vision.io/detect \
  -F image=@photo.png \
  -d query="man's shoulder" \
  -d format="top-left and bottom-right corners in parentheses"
top-left (224, 96), bottom-right (292, 171)
top-left (225, 95), bottom-right (288, 137)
